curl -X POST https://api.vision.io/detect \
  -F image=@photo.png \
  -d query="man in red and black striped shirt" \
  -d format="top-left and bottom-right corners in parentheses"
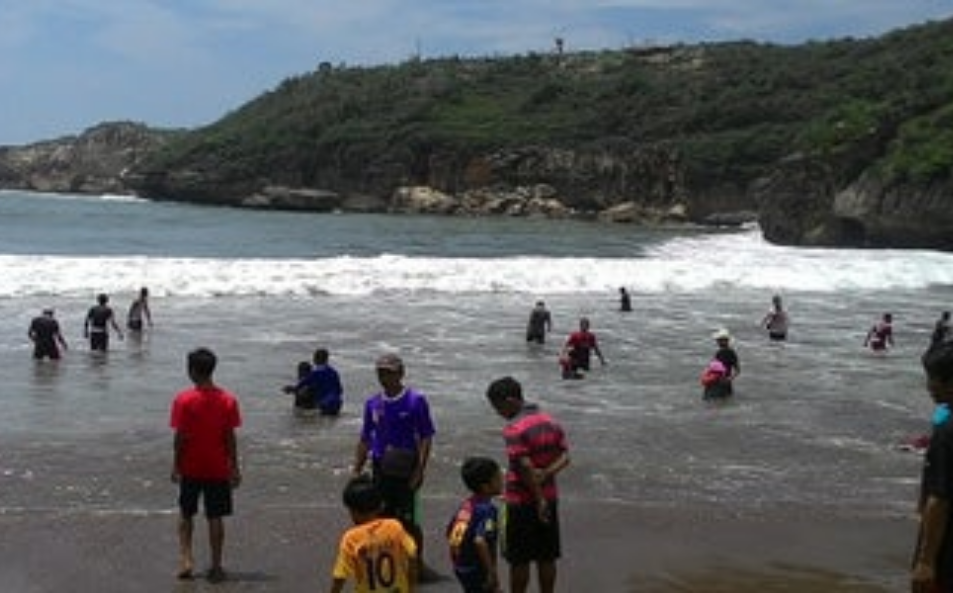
top-left (486, 376), bottom-right (570, 593)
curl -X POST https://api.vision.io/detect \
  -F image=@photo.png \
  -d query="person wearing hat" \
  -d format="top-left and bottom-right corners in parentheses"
top-left (352, 353), bottom-right (438, 581)
top-left (712, 328), bottom-right (740, 396)
top-left (28, 308), bottom-right (69, 360)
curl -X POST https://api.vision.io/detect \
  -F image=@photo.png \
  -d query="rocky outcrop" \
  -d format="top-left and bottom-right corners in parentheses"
top-left (1, 123), bottom-right (948, 250)
top-left (832, 173), bottom-right (953, 249)
top-left (0, 122), bottom-right (171, 195)
top-left (754, 155), bottom-right (848, 247)
top-left (128, 142), bottom-right (702, 223)
top-left (242, 186), bottom-right (344, 211)
top-left (755, 154), bottom-right (953, 250)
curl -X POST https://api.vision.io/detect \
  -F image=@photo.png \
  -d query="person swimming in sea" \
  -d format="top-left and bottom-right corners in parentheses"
top-left (864, 313), bottom-right (894, 353)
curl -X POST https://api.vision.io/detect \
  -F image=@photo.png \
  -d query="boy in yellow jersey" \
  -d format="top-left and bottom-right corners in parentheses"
top-left (330, 475), bottom-right (418, 593)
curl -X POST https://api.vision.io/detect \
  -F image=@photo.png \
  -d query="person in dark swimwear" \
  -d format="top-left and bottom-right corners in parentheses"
top-left (28, 308), bottom-right (69, 360)
top-left (864, 313), bottom-right (894, 352)
top-left (84, 293), bottom-right (123, 352)
top-left (127, 287), bottom-right (153, 333)
top-left (932, 311), bottom-right (952, 348)
top-left (619, 287), bottom-right (632, 312)
top-left (526, 301), bottom-right (552, 345)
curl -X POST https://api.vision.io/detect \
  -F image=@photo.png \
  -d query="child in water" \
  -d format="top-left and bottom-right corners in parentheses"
top-left (701, 359), bottom-right (731, 400)
top-left (283, 361), bottom-right (315, 412)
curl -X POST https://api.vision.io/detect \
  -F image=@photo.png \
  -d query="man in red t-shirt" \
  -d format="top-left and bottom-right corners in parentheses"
top-left (559, 317), bottom-right (605, 379)
top-left (170, 348), bottom-right (242, 583)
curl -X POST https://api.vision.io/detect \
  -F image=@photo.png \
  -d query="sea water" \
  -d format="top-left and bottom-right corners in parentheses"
top-left (0, 189), bottom-right (951, 570)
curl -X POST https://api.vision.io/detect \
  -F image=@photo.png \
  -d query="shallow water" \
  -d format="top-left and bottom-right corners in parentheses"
top-left (0, 190), bottom-right (950, 590)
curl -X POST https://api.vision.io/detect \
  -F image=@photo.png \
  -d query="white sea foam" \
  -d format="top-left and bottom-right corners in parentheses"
top-left (0, 189), bottom-right (146, 203)
top-left (1, 229), bottom-right (951, 298)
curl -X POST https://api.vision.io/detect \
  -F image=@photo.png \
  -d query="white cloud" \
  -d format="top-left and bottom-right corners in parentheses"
top-left (0, 1), bottom-right (948, 144)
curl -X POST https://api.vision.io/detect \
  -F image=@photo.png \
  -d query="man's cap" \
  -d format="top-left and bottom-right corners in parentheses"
top-left (375, 353), bottom-right (404, 371)
top-left (712, 328), bottom-right (732, 341)
top-left (43, 307), bottom-right (54, 314)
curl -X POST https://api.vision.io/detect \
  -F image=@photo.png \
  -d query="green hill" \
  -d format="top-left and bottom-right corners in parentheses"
top-left (130, 16), bottom-right (953, 211)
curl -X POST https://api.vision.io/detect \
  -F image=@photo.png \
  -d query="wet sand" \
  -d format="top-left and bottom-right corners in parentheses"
top-left (0, 498), bottom-right (914, 592)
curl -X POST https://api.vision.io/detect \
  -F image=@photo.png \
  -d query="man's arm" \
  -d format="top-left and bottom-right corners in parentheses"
top-left (171, 432), bottom-right (184, 483)
top-left (516, 456), bottom-right (550, 522)
top-left (352, 440), bottom-right (369, 476)
top-left (593, 337), bottom-right (606, 364)
top-left (538, 451), bottom-right (570, 483)
top-left (226, 429), bottom-right (241, 488)
top-left (109, 313), bottom-right (124, 339)
top-left (410, 437), bottom-right (432, 490)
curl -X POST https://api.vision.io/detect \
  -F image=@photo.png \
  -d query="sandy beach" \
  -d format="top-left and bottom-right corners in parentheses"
top-left (0, 496), bottom-right (914, 592)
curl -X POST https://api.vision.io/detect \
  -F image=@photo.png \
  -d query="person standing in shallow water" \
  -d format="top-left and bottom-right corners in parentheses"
top-left (932, 312), bottom-right (952, 348)
top-left (84, 293), bottom-right (123, 351)
top-left (865, 312), bottom-right (894, 352)
top-left (127, 287), bottom-right (153, 334)
top-left (526, 301), bottom-right (552, 345)
top-left (560, 317), bottom-right (605, 379)
top-left (911, 340), bottom-right (953, 593)
top-left (712, 328), bottom-right (740, 396)
top-left (28, 308), bottom-right (68, 360)
top-left (761, 294), bottom-right (789, 341)
top-left (619, 287), bottom-right (632, 312)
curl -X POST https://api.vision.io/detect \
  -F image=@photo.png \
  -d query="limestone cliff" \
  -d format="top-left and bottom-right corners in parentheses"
top-left (0, 122), bottom-right (173, 195)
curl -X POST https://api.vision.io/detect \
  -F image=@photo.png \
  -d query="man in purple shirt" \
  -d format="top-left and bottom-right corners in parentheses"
top-left (351, 353), bottom-right (437, 577)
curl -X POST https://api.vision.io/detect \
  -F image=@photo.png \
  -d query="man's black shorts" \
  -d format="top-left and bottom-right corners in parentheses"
top-left (178, 478), bottom-right (233, 519)
top-left (503, 501), bottom-right (561, 564)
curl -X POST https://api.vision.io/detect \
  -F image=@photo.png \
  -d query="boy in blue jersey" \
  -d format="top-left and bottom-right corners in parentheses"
top-left (447, 457), bottom-right (503, 593)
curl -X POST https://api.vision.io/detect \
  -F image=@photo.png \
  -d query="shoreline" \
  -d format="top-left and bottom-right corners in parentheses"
top-left (0, 498), bottom-right (914, 592)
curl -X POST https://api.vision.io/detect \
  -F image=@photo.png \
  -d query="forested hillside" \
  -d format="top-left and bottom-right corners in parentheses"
top-left (132, 16), bottom-right (953, 205)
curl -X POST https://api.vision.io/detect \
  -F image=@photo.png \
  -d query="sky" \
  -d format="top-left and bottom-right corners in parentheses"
top-left (0, 1), bottom-right (949, 146)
